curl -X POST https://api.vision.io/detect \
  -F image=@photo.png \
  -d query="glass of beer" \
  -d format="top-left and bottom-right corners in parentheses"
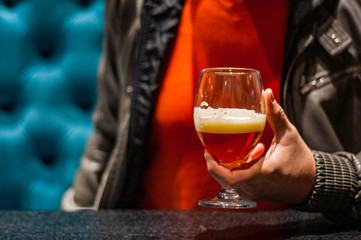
top-left (194, 67), bottom-right (266, 208)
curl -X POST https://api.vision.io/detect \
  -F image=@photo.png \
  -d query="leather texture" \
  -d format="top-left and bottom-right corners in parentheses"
top-left (283, 0), bottom-right (361, 155)
top-left (282, 0), bottom-right (361, 221)
top-left (64, 0), bottom-right (185, 210)
top-left (64, 0), bottom-right (361, 224)
top-left (0, 0), bottom-right (104, 210)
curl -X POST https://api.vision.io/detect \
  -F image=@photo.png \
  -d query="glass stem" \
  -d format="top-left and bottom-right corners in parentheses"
top-left (217, 187), bottom-right (241, 200)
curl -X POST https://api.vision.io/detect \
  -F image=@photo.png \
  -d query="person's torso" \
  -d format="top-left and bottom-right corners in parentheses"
top-left (141, 0), bottom-right (289, 210)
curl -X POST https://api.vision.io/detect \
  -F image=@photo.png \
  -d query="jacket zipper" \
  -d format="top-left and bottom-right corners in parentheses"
top-left (300, 64), bottom-right (361, 95)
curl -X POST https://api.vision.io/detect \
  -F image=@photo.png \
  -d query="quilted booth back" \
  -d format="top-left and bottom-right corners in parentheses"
top-left (0, 0), bottom-right (104, 209)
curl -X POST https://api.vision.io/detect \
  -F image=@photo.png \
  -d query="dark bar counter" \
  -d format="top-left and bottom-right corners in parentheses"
top-left (0, 209), bottom-right (360, 239)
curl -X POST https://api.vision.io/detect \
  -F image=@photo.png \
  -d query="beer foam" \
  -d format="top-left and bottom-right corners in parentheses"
top-left (194, 106), bottom-right (266, 133)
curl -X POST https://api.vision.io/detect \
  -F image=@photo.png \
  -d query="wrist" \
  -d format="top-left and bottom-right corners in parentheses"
top-left (292, 151), bottom-right (357, 212)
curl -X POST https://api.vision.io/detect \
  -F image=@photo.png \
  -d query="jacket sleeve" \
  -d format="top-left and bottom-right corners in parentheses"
top-left (61, 1), bottom-right (124, 210)
top-left (293, 150), bottom-right (361, 223)
top-left (61, 60), bottom-right (120, 210)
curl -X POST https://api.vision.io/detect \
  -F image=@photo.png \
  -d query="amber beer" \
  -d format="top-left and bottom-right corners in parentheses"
top-left (194, 107), bottom-right (266, 170)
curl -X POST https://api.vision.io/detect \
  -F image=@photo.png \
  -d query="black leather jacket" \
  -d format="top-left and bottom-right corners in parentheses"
top-left (62, 0), bottom-right (361, 222)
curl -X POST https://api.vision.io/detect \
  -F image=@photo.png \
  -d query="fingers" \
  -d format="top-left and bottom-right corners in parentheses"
top-left (264, 88), bottom-right (291, 138)
top-left (248, 143), bottom-right (265, 160)
top-left (204, 144), bottom-right (264, 174)
top-left (204, 151), bottom-right (233, 187)
top-left (204, 148), bottom-right (264, 189)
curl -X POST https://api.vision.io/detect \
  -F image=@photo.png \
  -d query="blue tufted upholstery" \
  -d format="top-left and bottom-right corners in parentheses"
top-left (0, 0), bottom-right (104, 210)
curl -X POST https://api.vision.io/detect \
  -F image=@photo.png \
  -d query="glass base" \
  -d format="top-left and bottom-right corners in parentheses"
top-left (198, 188), bottom-right (257, 209)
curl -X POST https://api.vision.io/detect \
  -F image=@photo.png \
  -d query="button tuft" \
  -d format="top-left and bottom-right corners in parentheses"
top-left (2, 0), bottom-right (19, 8)
top-left (0, 102), bottom-right (14, 113)
top-left (78, 0), bottom-right (92, 7)
top-left (40, 47), bottom-right (53, 59)
top-left (41, 155), bottom-right (55, 166)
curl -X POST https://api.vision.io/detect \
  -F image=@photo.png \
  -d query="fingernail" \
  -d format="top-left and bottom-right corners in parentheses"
top-left (266, 89), bottom-right (275, 102)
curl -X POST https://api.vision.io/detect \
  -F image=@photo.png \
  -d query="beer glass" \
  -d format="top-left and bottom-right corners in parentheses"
top-left (194, 68), bottom-right (266, 208)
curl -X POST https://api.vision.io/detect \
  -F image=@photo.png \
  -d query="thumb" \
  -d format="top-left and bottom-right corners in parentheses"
top-left (264, 88), bottom-right (290, 137)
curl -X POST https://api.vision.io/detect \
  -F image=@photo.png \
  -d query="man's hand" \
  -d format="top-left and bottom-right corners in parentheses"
top-left (205, 88), bottom-right (316, 204)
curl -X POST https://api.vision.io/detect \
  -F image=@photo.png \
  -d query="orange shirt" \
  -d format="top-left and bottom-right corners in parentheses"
top-left (142, 0), bottom-right (289, 209)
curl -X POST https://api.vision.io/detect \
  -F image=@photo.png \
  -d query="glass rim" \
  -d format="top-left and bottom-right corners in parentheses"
top-left (201, 67), bottom-right (260, 74)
